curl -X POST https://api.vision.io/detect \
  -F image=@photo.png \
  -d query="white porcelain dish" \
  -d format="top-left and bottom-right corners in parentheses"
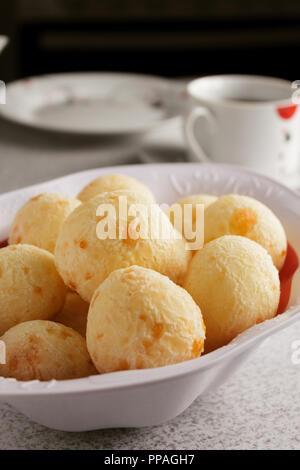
top-left (0, 162), bottom-right (300, 432)
top-left (0, 73), bottom-right (180, 135)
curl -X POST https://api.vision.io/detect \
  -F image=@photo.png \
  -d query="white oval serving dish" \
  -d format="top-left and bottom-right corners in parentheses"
top-left (0, 162), bottom-right (300, 432)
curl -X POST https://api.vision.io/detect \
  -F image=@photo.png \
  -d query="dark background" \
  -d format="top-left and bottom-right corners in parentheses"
top-left (0, 0), bottom-right (300, 82)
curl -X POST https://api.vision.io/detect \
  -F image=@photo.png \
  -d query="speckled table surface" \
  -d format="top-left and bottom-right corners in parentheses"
top-left (0, 116), bottom-right (300, 450)
top-left (1, 323), bottom-right (300, 450)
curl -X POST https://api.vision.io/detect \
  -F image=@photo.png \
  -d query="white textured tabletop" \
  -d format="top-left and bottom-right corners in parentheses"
top-left (0, 116), bottom-right (300, 450)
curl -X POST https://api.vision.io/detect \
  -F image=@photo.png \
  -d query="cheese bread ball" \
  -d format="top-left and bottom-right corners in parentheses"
top-left (9, 192), bottom-right (81, 254)
top-left (167, 194), bottom-right (217, 250)
top-left (0, 320), bottom-right (97, 381)
top-left (54, 292), bottom-right (89, 337)
top-left (204, 194), bottom-right (287, 270)
top-left (184, 236), bottom-right (280, 352)
top-left (169, 194), bottom-right (217, 213)
top-left (87, 266), bottom-right (205, 373)
top-left (55, 190), bottom-right (191, 302)
top-left (0, 245), bottom-right (66, 336)
top-left (78, 173), bottom-right (155, 203)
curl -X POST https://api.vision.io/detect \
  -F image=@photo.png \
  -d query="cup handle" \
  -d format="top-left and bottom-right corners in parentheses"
top-left (185, 106), bottom-right (215, 162)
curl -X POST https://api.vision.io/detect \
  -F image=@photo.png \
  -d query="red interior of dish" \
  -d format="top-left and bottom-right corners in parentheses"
top-left (0, 239), bottom-right (298, 315)
top-left (277, 243), bottom-right (299, 314)
top-left (0, 240), bottom-right (8, 249)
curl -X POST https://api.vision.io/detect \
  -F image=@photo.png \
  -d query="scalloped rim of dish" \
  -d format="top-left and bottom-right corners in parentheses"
top-left (0, 162), bottom-right (299, 397)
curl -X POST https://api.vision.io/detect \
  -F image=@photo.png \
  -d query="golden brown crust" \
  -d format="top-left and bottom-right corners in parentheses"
top-left (87, 266), bottom-right (205, 373)
top-left (78, 174), bottom-right (155, 203)
top-left (204, 194), bottom-right (287, 270)
top-left (54, 292), bottom-right (89, 337)
top-left (0, 320), bottom-right (97, 381)
top-left (0, 245), bottom-right (67, 336)
top-left (184, 235), bottom-right (280, 352)
top-left (55, 191), bottom-right (191, 302)
top-left (9, 192), bottom-right (81, 254)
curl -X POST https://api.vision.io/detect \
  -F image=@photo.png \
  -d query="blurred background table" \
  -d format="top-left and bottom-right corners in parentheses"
top-left (0, 117), bottom-right (160, 193)
top-left (0, 105), bottom-right (186, 194)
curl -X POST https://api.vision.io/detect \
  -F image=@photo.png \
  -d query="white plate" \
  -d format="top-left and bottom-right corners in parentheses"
top-left (0, 162), bottom-right (300, 432)
top-left (1, 73), bottom-right (180, 135)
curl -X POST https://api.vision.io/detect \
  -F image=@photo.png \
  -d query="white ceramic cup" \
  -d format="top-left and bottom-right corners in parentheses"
top-left (185, 75), bottom-right (300, 180)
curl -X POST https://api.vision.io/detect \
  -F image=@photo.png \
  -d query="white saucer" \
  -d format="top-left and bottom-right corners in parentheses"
top-left (1, 72), bottom-right (182, 135)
